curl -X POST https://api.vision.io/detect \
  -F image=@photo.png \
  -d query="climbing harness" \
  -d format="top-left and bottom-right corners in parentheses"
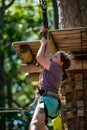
top-left (39, 96), bottom-right (60, 125)
top-left (39, 89), bottom-right (58, 98)
top-left (38, 89), bottom-right (61, 125)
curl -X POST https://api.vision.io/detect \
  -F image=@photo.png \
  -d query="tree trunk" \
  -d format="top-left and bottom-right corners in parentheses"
top-left (0, 1), bottom-right (15, 129)
top-left (7, 82), bottom-right (12, 107)
top-left (56, 0), bottom-right (87, 130)
top-left (0, 53), bottom-right (6, 130)
top-left (57, 0), bottom-right (87, 28)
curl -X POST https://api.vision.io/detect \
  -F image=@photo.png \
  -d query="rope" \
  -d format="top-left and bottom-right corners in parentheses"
top-left (0, 107), bottom-right (30, 113)
top-left (0, 110), bottom-right (23, 113)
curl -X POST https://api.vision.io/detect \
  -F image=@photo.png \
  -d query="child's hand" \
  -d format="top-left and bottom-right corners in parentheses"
top-left (40, 28), bottom-right (48, 39)
top-left (40, 37), bottom-right (47, 45)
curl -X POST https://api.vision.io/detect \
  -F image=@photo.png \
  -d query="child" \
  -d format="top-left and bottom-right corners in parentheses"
top-left (29, 30), bottom-right (72, 130)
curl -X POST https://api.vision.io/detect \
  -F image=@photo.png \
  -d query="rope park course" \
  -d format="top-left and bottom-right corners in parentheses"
top-left (1, 0), bottom-right (87, 129)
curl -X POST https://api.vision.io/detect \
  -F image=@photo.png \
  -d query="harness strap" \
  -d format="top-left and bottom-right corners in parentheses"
top-left (44, 99), bottom-right (61, 125)
top-left (44, 102), bottom-right (48, 125)
top-left (44, 101), bottom-right (59, 125)
top-left (46, 91), bottom-right (58, 98)
top-left (38, 90), bottom-right (61, 125)
top-left (39, 89), bottom-right (58, 99)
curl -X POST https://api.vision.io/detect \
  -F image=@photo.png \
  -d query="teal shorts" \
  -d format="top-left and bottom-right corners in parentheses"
top-left (37, 96), bottom-right (59, 123)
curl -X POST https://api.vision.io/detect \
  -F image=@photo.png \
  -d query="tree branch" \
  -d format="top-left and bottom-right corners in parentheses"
top-left (5, 0), bottom-right (15, 10)
top-left (2, 0), bottom-right (5, 6)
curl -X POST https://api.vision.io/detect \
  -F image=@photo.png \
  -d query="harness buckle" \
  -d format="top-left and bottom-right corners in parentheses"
top-left (39, 89), bottom-right (47, 96)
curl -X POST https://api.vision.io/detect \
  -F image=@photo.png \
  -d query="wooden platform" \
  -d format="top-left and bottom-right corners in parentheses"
top-left (12, 27), bottom-right (87, 82)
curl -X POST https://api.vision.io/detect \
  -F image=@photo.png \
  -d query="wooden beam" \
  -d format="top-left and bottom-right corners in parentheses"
top-left (20, 60), bottom-right (87, 75)
top-left (48, 33), bottom-right (58, 54)
top-left (26, 73), bottom-right (40, 82)
top-left (12, 40), bottom-right (40, 57)
top-left (68, 60), bottom-right (87, 71)
top-left (24, 60), bottom-right (87, 82)
top-left (19, 45), bottom-right (34, 63)
top-left (12, 27), bottom-right (87, 65)
top-left (49, 28), bottom-right (87, 52)
top-left (12, 28), bottom-right (87, 52)
top-left (21, 64), bottom-right (43, 73)
top-left (12, 41), bottom-right (40, 64)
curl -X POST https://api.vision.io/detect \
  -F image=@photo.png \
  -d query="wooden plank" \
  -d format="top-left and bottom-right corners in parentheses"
top-left (54, 36), bottom-right (87, 45)
top-left (20, 60), bottom-right (87, 74)
top-left (12, 27), bottom-right (87, 64)
top-left (49, 28), bottom-right (87, 52)
top-left (48, 34), bottom-right (58, 54)
top-left (50, 30), bottom-right (81, 39)
top-left (13, 41), bottom-right (40, 56)
top-left (21, 64), bottom-right (43, 73)
top-left (55, 46), bottom-right (87, 52)
top-left (58, 44), bottom-right (87, 49)
top-left (24, 60), bottom-right (87, 82)
top-left (49, 27), bottom-right (87, 35)
top-left (68, 60), bottom-right (87, 71)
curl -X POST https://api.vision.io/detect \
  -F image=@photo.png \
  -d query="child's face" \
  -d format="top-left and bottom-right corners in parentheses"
top-left (52, 52), bottom-right (63, 67)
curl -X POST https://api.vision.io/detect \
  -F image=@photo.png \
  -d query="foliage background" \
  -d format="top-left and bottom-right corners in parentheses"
top-left (0, 0), bottom-right (54, 129)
